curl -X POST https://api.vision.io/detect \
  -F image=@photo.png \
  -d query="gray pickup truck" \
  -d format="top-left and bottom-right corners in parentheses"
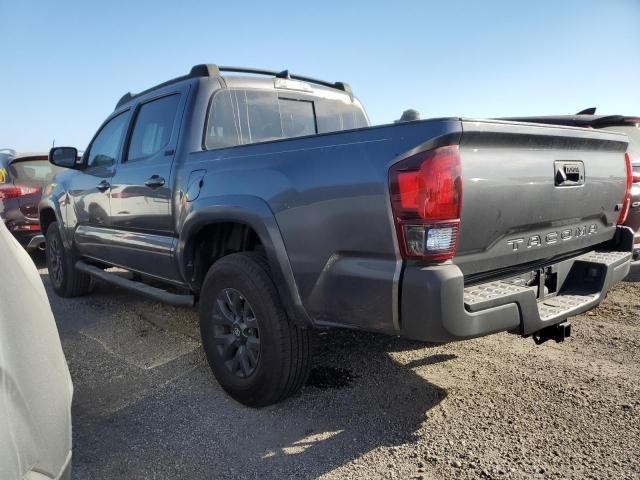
top-left (42, 64), bottom-right (635, 406)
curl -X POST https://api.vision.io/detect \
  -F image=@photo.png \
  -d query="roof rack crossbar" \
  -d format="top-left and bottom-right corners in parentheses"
top-left (216, 65), bottom-right (351, 93)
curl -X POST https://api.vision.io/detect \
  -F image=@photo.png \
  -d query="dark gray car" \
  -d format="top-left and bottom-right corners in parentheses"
top-left (41, 65), bottom-right (635, 406)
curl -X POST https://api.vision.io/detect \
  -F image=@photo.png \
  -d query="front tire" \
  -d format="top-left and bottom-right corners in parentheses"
top-left (45, 222), bottom-right (92, 297)
top-left (199, 252), bottom-right (311, 407)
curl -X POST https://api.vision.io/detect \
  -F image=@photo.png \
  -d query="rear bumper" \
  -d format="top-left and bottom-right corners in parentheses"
top-left (4, 224), bottom-right (43, 249)
top-left (400, 249), bottom-right (631, 343)
top-left (25, 234), bottom-right (45, 251)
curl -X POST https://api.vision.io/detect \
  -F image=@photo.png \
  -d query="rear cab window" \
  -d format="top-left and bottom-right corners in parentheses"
top-left (205, 88), bottom-right (368, 150)
top-left (280, 98), bottom-right (316, 138)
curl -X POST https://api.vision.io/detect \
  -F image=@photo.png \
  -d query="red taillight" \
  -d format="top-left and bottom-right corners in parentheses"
top-left (0, 185), bottom-right (41, 200)
top-left (389, 145), bottom-right (462, 260)
top-left (12, 224), bottom-right (41, 232)
top-left (617, 152), bottom-right (633, 225)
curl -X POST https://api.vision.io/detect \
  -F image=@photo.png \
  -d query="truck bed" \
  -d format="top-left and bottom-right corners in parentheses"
top-left (182, 117), bottom-right (630, 337)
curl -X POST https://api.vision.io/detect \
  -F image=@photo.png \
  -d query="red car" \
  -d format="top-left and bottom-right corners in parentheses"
top-left (0, 150), bottom-right (64, 251)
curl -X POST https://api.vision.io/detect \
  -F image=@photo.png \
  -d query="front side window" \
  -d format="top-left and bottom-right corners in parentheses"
top-left (87, 112), bottom-right (130, 168)
top-left (128, 94), bottom-right (180, 161)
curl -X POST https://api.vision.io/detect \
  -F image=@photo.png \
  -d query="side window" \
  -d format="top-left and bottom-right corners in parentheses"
top-left (341, 106), bottom-right (368, 130)
top-left (316, 99), bottom-right (369, 134)
top-left (127, 94), bottom-right (180, 161)
top-left (86, 112), bottom-right (130, 168)
top-left (279, 98), bottom-right (316, 138)
top-left (207, 90), bottom-right (241, 149)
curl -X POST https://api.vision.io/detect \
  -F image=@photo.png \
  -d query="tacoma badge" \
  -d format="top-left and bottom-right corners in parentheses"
top-left (507, 224), bottom-right (598, 251)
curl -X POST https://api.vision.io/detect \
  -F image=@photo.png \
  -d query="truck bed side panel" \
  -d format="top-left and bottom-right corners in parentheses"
top-left (184, 119), bottom-right (462, 332)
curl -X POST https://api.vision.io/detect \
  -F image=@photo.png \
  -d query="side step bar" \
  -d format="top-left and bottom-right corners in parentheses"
top-left (75, 261), bottom-right (194, 308)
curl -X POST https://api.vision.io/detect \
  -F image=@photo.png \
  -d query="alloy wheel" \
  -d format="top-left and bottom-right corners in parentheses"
top-left (211, 288), bottom-right (260, 378)
top-left (48, 236), bottom-right (64, 287)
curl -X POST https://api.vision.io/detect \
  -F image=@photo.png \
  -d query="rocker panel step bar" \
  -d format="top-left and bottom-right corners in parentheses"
top-left (75, 261), bottom-right (194, 308)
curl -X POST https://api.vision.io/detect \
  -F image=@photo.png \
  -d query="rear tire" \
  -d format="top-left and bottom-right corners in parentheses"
top-left (45, 222), bottom-right (93, 297)
top-left (199, 252), bottom-right (312, 407)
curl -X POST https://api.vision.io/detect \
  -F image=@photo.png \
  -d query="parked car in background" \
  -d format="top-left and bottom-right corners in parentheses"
top-left (0, 221), bottom-right (72, 480)
top-left (0, 150), bottom-right (64, 251)
top-left (41, 65), bottom-right (634, 407)
top-left (503, 110), bottom-right (640, 273)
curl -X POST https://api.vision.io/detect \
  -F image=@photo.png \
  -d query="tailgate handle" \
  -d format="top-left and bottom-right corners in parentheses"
top-left (554, 161), bottom-right (585, 187)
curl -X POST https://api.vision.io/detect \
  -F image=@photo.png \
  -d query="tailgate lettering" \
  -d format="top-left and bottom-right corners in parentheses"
top-left (506, 224), bottom-right (597, 251)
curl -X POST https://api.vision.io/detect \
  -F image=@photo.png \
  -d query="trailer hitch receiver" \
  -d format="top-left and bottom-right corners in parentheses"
top-left (532, 321), bottom-right (572, 345)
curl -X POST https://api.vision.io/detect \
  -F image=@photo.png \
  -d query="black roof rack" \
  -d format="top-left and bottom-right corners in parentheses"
top-left (214, 65), bottom-right (352, 94)
top-left (115, 64), bottom-right (352, 110)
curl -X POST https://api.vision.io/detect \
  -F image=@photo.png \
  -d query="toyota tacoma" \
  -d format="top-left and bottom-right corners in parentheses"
top-left (40, 64), bottom-right (635, 406)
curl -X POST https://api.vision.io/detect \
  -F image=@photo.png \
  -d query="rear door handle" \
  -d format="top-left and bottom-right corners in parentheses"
top-left (145, 175), bottom-right (165, 188)
top-left (96, 180), bottom-right (110, 192)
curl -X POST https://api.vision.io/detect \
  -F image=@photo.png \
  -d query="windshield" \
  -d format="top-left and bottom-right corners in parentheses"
top-left (600, 124), bottom-right (640, 163)
top-left (8, 159), bottom-right (64, 186)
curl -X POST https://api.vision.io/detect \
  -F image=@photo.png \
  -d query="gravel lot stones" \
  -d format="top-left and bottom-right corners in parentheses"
top-left (37, 252), bottom-right (640, 479)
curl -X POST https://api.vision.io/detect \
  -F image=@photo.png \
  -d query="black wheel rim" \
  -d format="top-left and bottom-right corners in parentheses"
top-left (48, 236), bottom-right (64, 287)
top-left (211, 288), bottom-right (260, 379)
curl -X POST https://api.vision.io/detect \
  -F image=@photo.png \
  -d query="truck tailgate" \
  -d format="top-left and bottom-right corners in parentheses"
top-left (455, 119), bottom-right (629, 278)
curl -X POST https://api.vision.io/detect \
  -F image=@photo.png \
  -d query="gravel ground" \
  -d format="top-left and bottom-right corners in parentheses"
top-left (35, 253), bottom-right (640, 479)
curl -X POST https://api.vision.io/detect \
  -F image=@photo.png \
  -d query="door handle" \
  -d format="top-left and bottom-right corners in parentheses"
top-left (145, 175), bottom-right (165, 188)
top-left (96, 180), bottom-right (111, 192)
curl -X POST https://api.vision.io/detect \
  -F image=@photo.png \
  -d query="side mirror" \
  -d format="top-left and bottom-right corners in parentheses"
top-left (49, 147), bottom-right (81, 169)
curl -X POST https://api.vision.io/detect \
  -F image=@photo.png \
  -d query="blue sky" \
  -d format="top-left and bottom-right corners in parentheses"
top-left (1, 0), bottom-right (639, 152)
